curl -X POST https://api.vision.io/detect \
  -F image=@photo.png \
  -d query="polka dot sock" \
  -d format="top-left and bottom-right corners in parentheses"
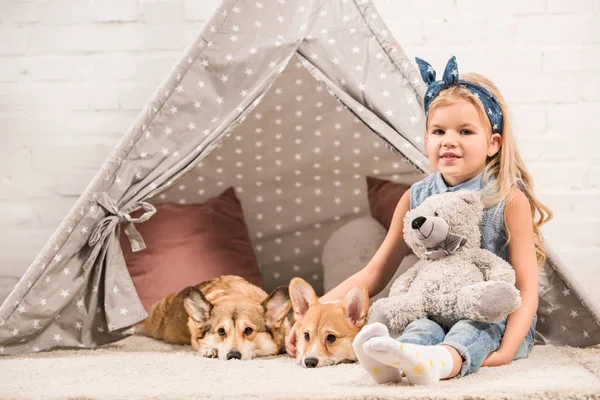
top-left (364, 337), bottom-right (454, 385)
top-left (352, 323), bottom-right (402, 384)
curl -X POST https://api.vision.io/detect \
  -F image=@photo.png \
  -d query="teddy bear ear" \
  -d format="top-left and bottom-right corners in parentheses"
top-left (457, 190), bottom-right (481, 205)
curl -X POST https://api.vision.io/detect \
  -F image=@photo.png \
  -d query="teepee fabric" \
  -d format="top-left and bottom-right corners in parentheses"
top-left (1, 0), bottom-right (598, 356)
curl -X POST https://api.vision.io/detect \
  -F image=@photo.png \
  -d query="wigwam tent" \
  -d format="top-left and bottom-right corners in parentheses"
top-left (1, 0), bottom-right (598, 356)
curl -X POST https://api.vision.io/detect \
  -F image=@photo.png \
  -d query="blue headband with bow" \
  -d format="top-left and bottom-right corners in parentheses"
top-left (415, 56), bottom-right (504, 135)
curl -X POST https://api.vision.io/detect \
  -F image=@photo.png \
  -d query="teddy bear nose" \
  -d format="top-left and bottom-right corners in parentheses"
top-left (411, 216), bottom-right (426, 230)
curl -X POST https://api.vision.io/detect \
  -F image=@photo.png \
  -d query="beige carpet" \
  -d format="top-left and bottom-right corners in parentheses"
top-left (1, 336), bottom-right (599, 400)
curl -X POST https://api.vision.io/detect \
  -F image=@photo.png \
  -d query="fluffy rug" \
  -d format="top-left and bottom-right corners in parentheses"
top-left (2, 336), bottom-right (599, 400)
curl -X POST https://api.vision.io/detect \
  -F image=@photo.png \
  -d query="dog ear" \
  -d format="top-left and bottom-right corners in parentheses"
top-left (289, 277), bottom-right (318, 322)
top-left (262, 286), bottom-right (292, 327)
top-left (341, 285), bottom-right (369, 328)
top-left (183, 286), bottom-right (213, 324)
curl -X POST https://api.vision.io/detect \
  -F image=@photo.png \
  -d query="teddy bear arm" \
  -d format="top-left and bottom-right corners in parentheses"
top-left (473, 248), bottom-right (516, 285)
top-left (388, 262), bottom-right (422, 296)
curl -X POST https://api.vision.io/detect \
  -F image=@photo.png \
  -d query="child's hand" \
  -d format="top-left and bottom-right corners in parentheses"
top-left (285, 322), bottom-right (298, 357)
top-left (482, 350), bottom-right (511, 367)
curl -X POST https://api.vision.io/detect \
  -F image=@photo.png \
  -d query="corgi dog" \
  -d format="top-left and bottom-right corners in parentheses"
top-left (289, 277), bottom-right (369, 368)
top-left (143, 275), bottom-right (292, 360)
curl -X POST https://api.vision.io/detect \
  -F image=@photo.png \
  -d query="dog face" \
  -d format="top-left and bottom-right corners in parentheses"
top-left (183, 286), bottom-right (291, 360)
top-left (290, 277), bottom-right (369, 368)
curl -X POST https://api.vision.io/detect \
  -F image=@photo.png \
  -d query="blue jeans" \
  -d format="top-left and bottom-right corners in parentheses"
top-left (396, 315), bottom-right (537, 377)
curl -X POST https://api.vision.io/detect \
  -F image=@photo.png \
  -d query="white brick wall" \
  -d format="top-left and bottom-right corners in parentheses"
top-left (0, 0), bottom-right (599, 302)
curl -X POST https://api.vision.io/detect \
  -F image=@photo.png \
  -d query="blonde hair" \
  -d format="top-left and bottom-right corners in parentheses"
top-left (426, 72), bottom-right (553, 267)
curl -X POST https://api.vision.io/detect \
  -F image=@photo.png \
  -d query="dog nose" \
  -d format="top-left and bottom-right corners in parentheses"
top-left (227, 350), bottom-right (242, 360)
top-left (304, 357), bottom-right (318, 368)
top-left (411, 216), bottom-right (426, 230)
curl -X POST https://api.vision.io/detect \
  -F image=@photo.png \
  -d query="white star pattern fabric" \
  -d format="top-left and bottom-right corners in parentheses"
top-left (157, 58), bottom-right (424, 293)
top-left (0, 0), bottom-right (598, 355)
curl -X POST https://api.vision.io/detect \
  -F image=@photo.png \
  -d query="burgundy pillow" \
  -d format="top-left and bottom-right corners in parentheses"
top-left (120, 187), bottom-right (263, 311)
top-left (366, 176), bottom-right (411, 230)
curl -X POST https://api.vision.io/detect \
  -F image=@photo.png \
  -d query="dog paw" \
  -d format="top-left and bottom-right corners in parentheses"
top-left (199, 347), bottom-right (218, 358)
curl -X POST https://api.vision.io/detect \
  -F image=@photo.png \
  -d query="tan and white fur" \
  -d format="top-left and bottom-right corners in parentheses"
top-left (289, 277), bottom-right (369, 368)
top-left (144, 275), bottom-right (292, 360)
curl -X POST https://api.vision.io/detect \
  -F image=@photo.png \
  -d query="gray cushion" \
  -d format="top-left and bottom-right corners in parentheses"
top-left (322, 217), bottom-right (418, 302)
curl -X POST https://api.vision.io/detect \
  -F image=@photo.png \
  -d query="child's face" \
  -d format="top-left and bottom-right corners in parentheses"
top-left (425, 99), bottom-right (501, 187)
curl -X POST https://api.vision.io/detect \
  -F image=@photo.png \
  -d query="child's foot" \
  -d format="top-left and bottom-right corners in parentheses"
top-left (352, 323), bottom-right (402, 384)
top-left (363, 338), bottom-right (453, 385)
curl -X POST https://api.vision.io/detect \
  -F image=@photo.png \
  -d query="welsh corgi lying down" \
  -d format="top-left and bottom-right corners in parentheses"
top-left (143, 275), bottom-right (292, 360)
top-left (289, 277), bottom-right (369, 368)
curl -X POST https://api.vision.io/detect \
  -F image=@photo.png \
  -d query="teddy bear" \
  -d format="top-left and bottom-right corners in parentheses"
top-left (368, 190), bottom-right (522, 336)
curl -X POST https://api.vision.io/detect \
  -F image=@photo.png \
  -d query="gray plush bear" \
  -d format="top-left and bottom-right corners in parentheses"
top-left (368, 190), bottom-right (521, 337)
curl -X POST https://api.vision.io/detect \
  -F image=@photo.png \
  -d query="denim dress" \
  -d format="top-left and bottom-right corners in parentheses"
top-left (400, 171), bottom-right (537, 377)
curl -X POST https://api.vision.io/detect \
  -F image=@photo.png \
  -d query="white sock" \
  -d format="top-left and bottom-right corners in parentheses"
top-left (364, 338), bottom-right (454, 385)
top-left (352, 323), bottom-right (402, 384)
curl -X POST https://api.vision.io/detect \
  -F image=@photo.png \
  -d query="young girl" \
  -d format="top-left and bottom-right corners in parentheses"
top-left (285, 56), bottom-right (552, 385)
